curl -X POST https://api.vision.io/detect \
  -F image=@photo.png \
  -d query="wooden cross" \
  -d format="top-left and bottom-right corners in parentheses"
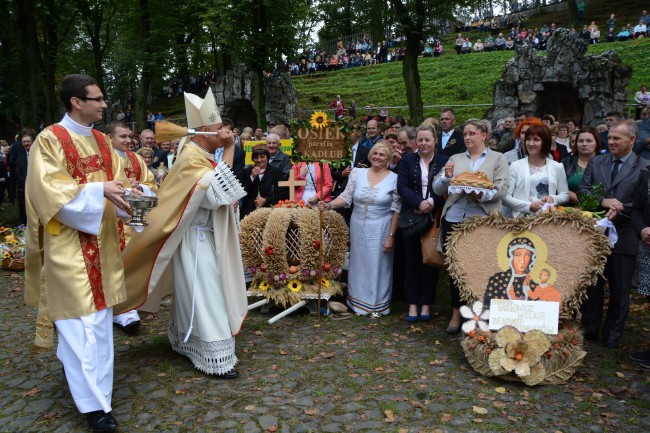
top-left (278, 170), bottom-right (306, 201)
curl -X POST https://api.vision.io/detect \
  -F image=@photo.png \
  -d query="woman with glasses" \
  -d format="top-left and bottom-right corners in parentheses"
top-left (433, 119), bottom-right (509, 334)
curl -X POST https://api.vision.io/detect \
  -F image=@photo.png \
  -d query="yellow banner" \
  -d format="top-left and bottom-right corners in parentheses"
top-left (243, 139), bottom-right (293, 165)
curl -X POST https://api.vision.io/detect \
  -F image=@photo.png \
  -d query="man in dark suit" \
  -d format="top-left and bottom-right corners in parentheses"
top-left (15, 128), bottom-right (36, 225)
top-left (436, 109), bottom-right (466, 156)
top-left (598, 111), bottom-right (622, 154)
top-left (578, 119), bottom-right (643, 348)
top-left (331, 124), bottom-right (371, 223)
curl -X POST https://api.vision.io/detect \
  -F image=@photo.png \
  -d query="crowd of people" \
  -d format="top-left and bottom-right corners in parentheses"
top-left (2, 8), bottom-right (649, 428)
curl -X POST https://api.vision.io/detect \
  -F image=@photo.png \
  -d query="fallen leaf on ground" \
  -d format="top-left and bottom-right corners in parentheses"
top-left (22, 387), bottom-right (39, 397)
top-left (267, 426), bottom-right (278, 432)
top-left (384, 410), bottom-right (395, 422)
top-left (175, 389), bottom-right (187, 395)
top-left (244, 404), bottom-right (255, 411)
top-left (398, 429), bottom-right (408, 433)
top-left (279, 349), bottom-right (288, 355)
top-left (473, 418), bottom-right (483, 423)
top-left (508, 416), bottom-right (519, 422)
top-left (441, 413), bottom-right (453, 423)
top-left (304, 409), bottom-right (318, 416)
top-left (473, 406), bottom-right (488, 415)
top-left (374, 367), bottom-right (384, 372)
top-left (495, 387), bottom-right (507, 394)
top-left (614, 372), bottom-right (624, 378)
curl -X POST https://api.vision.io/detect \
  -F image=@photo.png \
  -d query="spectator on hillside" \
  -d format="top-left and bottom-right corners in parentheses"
top-left (484, 36), bottom-right (494, 51)
top-left (606, 14), bottom-right (617, 32)
top-left (329, 95), bottom-right (346, 120)
top-left (633, 20), bottom-right (647, 38)
top-left (455, 34), bottom-right (463, 54)
top-left (635, 85), bottom-right (649, 120)
top-left (580, 25), bottom-right (591, 43)
top-left (617, 25), bottom-right (632, 41)
top-left (576, 1), bottom-right (586, 24)
top-left (349, 100), bottom-right (357, 119)
top-left (641, 10), bottom-right (648, 26)
top-left (590, 23), bottom-right (601, 44)
top-left (505, 37), bottom-right (515, 50)
top-left (461, 38), bottom-right (472, 54)
top-left (473, 39), bottom-right (484, 52)
top-left (433, 41), bottom-right (443, 57)
top-left (606, 27), bottom-right (616, 42)
top-left (496, 33), bottom-right (506, 50)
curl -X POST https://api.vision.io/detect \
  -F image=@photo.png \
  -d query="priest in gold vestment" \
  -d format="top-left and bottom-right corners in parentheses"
top-left (24, 74), bottom-right (130, 433)
top-left (115, 90), bottom-right (248, 378)
top-left (106, 120), bottom-right (158, 334)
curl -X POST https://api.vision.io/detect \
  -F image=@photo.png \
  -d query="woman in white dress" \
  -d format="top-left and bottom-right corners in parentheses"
top-left (318, 142), bottom-right (400, 317)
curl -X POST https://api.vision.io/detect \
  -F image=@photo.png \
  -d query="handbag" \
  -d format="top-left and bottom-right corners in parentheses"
top-left (421, 207), bottom-right (445, 268)
top-left (398, 208), bottom-right (433, 237)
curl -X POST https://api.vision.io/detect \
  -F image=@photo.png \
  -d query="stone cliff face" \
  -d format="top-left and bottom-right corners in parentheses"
top-left (489, 29), bottom-right (632, 126)
top-left (212, 64), bottom-right (298, 128)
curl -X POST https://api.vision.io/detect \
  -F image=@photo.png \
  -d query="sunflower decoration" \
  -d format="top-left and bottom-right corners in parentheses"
top-left (319, 277), bottom-right (330, 288)
top-left (258, 280), bottom-right (270, 291)
top-left (287, 280), bottom-right (302, 293)
top-left (310, 111), bottom-right (330, 130)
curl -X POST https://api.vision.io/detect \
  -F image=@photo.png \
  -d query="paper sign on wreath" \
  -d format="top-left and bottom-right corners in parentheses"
top-left (446, 210), bottom-right (610, 385)
top-left (239, 111), bottom-right (353, 311)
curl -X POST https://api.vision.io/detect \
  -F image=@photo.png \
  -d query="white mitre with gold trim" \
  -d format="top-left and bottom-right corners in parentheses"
top-left (184, 90), bottom-right (222, 128)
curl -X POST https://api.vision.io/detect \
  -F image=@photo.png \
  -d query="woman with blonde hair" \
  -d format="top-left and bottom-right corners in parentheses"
top-left (318, 141), bottom-right (400, 317)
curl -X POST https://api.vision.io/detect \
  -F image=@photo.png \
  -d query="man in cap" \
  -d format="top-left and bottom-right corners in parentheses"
top-left (24, 74), bottom-right (131, 433)
top-left (115, 90), bottom-right (248, 378)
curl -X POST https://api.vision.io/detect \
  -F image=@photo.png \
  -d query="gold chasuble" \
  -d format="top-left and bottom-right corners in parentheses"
top-left (116, 150), bottom-right (158, 246)
top-left (24, 125), bottom-right (128, 348)
top-left (115, 143), bottom-right (247, 336)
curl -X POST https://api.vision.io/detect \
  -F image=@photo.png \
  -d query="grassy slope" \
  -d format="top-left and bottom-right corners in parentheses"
top-left (293, 38), bottom-right (648, 122)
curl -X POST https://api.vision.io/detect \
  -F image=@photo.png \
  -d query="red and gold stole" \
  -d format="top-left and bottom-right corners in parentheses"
top-left (124, 150), bottom-right (142, 181)
top-left (50, 124), bottom-right (122, 310)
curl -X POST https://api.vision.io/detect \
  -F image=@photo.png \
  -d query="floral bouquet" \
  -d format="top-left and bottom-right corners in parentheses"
top-left (1, 225), bottom-right (26, 270)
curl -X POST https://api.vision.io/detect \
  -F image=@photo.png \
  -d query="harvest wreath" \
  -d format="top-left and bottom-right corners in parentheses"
top-left (446, 211), bottom-right (610, 385)
top-left (239, 206), bottom-right (349, 306)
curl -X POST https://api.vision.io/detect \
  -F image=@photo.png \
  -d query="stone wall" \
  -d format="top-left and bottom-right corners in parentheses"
top-left (212, 64), bottom-right (298, 128)
top-left (488, 29), bottom-right (632, 126)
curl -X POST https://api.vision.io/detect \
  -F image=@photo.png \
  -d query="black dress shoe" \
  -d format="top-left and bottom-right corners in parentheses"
top-left (215, 368), bottom-right (239, 380)
top-left (122, 321), bottom-right (141, 335)
top-left (583, 332), bottom-right (599, 341)
top-left (86, 410), bottom-right (118, 433)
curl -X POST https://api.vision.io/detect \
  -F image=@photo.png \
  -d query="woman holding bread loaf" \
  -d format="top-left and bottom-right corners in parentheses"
top-left (433, 119), bottom-right (510, 334)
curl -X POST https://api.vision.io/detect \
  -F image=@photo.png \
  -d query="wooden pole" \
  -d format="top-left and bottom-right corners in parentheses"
top-left (318, 162), bottom-right (324, 321)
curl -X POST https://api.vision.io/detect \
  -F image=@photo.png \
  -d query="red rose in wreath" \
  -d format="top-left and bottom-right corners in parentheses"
top-left (313, 240), bottom-right (320, 250)
top-left (265, 245), bottom-right (274, 256)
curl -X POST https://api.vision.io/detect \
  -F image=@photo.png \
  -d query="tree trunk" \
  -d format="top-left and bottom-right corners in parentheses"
top-left (402, 36), bottom-right (423, 125)
top-left (567, 0), bottom-right (578, 25)
top-left (12, 0), bottom-right (45, 127)
top-left (251, 0), bottom-right (268, 129)
top-left (137, 0), bottom-right (152, 130)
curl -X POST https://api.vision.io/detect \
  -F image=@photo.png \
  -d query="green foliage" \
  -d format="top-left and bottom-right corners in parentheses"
top-left (578, 183), bottom-right (606, 212)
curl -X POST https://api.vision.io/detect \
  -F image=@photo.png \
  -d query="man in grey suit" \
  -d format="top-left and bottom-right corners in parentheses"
top-left (578, 120), bottom-right (643, 348)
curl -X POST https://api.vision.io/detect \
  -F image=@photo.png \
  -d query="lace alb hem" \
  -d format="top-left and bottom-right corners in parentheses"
top-left (168, 319), bottom-right (238, 375)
